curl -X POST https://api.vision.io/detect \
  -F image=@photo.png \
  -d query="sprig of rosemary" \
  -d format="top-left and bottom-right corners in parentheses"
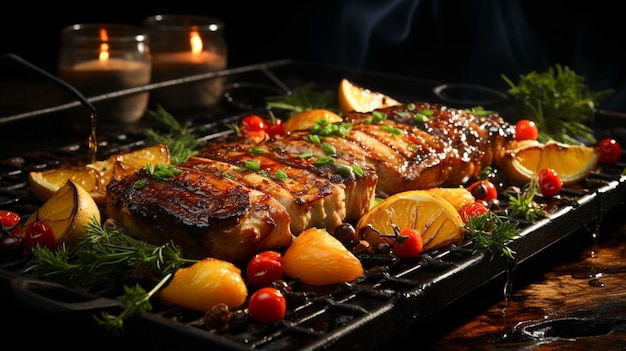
top-left (23, 217), bottom-right (197, 333)
top-left (144, 104), bottom-right (200, 165)
top-left (464, 211), bottom-right (520, 260)
top-left (502, 64), bottom-right (614, 145)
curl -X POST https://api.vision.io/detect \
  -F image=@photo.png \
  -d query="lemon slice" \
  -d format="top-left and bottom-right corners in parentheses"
top-left (356, 190), bottom-right (464, 252)
top-left (498, 141), bottom-right (599, 186)
top-left (337, 78), bottom-right (401, 114)
top-left (283, 108), bottom-right (343, 134)
top-left (29, 166), bottom-right (102, 205)
top-left (23, 180), bottom-right (101, 250)
top-left (29, 144), bottom-right (170, 206)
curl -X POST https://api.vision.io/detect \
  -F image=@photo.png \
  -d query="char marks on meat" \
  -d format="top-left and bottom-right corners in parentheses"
top-left (106, 167), bottom-right (292, 262)
top-left (105, 102), bottom-right (514, 262)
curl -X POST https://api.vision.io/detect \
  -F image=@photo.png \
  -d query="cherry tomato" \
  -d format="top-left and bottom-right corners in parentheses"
top-left (467, 179), bottom-right (498, 202)
top-left (241, 115), bottom-right (266, 132)
top-left (248, 287), bottom-right (287, 323)
top-left (246, 250), bottom-right (284, 288)
top-left (538, 168), bottom-right (562, 198)
top-left (23, 218), bottom-right (57, 254)
top-left (265, 118), bottom-right (285, 138)
top-left (392, 227), bottom-right (423, 258)
top-left (0, 210), bottom-right (22, 235)
top-left (597, 138), bottom-right (621, 164)
top-left (467, 167), bottom-right (497, 202)
top-left (460, 201), bottom-right (490, 223)
top-left (515, 119), bottom-right (539, 141)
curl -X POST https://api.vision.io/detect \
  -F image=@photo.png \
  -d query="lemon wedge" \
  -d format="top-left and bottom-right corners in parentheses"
top-left (283, 108), bottom-right (343, 134)
top-left (29, 144), bottom-right (170, 206)
top-left (337, 78), bottom-right (401, 114)
top-left (23, 180), bottom-right (101, 250)
top-left (498, 140), bottom-right (599, 186)
top-left (356, 190), bottom-right (464, 252)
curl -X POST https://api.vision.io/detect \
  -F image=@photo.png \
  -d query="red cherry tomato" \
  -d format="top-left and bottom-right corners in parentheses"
top-left (248, 287), bottom-right (287, 323)
top-left (597, 138), bottom-right (621, 164)
top-left (23, 219), bottom-right (57, 254)
top-left (0, 210), bottom-right (22, 235)
top-left (246, 250), bottom-right (284, 288)
top-left (264, 118), bottom-right (285, 138)
top-left (537, 168), bottom-right (562, 198)
top-left (515, 119), bottom-right (539, 141)
top-left (467, 179), bottom-right (498, 202)
top-left (392, 227), bottom-right (423, 258)
top-left (460, 201), bottom-right (490, 223)
top-left (241, 115), bottom-right (266, 132)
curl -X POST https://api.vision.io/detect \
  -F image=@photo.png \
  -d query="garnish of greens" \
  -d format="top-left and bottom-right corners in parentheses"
top-left (144, 104), bottom-right (201, 165)
top-left (501, 64), bottom-right (614, 145)
top-left (265, 83), bottom-right (340, 115)
top-left (506, 178), bottom-right (547, 222)
top-left (23, 217), bottom-right (197, 336)
top-left (464, 211), bottom-right (521, 260)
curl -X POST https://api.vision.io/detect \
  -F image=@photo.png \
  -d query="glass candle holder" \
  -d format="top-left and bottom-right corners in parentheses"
top-left (143, 14), bottom-right (227, 113)
top-left (58, 23), bottom-right (151, 130)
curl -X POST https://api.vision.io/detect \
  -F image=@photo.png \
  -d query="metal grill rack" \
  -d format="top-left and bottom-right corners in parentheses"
top-left (1, 59), bottom-right (625, 350)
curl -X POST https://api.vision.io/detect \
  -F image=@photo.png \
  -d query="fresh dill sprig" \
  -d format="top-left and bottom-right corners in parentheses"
top-left (144, 104), bottom-right (200, 165)
top-left (464, 211), bottom-right (520, 260)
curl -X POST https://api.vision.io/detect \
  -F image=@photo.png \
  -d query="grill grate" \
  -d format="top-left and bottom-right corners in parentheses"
top-left (1, 60), bottom-right (625, 350)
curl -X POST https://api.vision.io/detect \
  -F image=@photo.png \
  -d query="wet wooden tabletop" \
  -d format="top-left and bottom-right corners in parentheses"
top-left (377, 204), bottom-right (626, 351)
top-left (435, 213), bottom-right (626, 350)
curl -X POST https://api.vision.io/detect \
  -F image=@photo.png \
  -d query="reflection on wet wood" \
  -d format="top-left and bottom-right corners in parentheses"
top-left (430, 220), bottom-right (626, 350)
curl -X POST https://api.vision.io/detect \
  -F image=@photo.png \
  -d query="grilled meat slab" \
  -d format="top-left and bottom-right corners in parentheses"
top-left (106, 167), bottom-right (292, 262)
top-left (105, 102), bottom-right (514, 262)
top-left (342, 103), bottom-right (514, 193)
top-left (184, 154), bottom-right (347, 234)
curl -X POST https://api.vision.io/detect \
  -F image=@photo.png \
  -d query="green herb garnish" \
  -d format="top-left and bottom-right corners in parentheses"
top-left (502, 64), bottom-right (614, 144)
top-left (265, 84), bottom-right (339, 115)
top-left (464, 212), bottom-right (520, 260)
top-left (24, 217), bottom-right (197, 335)
top-left (506, 178), bottom-right (547, 222)
top-left (144, 105), bottom-right (200, 165)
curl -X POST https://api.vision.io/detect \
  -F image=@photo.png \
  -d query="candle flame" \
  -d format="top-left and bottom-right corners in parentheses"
top-left (189, 31), bottom-right (203, 55)
top-left (99, 29), bottom-right (110, 62)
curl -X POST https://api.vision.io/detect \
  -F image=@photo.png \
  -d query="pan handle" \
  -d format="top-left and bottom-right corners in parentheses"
top-left (9, 275), bottom-right (121, 312)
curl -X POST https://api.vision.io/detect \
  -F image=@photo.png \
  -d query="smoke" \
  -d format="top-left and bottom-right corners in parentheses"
top-left (329, 0), bottom-right (422, 68)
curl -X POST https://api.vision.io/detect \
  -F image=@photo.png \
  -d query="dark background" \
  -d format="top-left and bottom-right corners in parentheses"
top-left (1, 0), bottom-right (625, 111)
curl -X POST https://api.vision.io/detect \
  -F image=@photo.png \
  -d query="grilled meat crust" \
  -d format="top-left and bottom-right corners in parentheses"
top-left (106, 167), bottom-right (292, 262)
top-left (184, 154), bottom-right (347, 234)
top-left (105, 102), bottom-right (514, 262)
top-left (342, 103), bottom-right (515, 193)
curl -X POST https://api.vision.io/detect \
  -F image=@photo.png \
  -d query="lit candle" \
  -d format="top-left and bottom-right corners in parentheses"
top-left (58, 24), bottom-right (151, 129)
top-left (144, 15), bottom-right (228, 113)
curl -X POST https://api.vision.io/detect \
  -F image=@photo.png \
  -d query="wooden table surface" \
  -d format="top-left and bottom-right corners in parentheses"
top-left (383, 202), bottom-right (626, 351)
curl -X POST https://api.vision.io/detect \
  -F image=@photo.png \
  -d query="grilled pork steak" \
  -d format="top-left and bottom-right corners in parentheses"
top-left (106, 167), bottom-right (292, 262)
top-left (105, 103), bottom-right (514, 262)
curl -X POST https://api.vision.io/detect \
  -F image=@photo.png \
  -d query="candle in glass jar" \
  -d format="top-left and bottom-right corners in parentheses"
top-left (58, 23), bottom-right (151, 129)
top-left (144, 15), bottom-right (228, 113)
